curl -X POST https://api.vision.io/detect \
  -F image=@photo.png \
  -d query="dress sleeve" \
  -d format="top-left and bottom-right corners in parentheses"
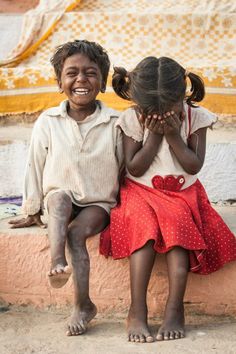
top-left (22, 113), bottom-right (49, 215)
top-left (115, 108), bottom-right (144, 142)
top-left (190, 105), bottom-right (218, 135)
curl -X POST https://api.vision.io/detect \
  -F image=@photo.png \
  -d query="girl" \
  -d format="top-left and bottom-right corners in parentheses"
top-left (9, 40), bottom-right (123, 336)
top-left (100, 56), bottom-right (236, 343)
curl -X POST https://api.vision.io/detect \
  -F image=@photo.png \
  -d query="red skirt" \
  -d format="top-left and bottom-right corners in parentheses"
top-left (100, 178), bottom-right (236, 274)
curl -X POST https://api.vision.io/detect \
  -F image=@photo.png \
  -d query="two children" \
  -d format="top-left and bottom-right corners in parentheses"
top-left (100, 56), bottom-right (236, 342)
top-left (10, 43), bottom-right (236, 342)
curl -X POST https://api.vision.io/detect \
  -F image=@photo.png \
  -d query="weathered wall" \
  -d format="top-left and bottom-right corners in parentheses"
top-left (1, 124), bottom-right (235, 202)
top-left (0, 214), bottom-right (236, 317)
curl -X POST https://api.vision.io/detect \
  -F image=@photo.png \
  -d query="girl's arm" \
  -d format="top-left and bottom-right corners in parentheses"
top-left (163, 112), bottom-right (206, 175)
top-left (123, 115), bottom-right (164, 177)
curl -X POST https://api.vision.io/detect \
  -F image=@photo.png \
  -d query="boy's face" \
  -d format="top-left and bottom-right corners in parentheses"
top-left (59, 53), bottom-right (103, 109)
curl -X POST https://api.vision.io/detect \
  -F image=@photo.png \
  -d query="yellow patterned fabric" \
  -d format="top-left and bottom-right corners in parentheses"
top-left (0, 0), bottom-right (235, 114)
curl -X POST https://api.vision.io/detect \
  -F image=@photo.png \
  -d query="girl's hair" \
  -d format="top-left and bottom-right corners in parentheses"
top-left (51, 40), bottom-right (110, 91)
top-left (112, 56), bottom-right (205, 115)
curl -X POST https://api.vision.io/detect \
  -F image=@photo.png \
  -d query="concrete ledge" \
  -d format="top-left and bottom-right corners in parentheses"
top-left (0, 206), bottom-right (235, 317)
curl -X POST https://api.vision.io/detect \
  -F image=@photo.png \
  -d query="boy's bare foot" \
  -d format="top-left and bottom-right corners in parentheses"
top-left (66, 302), bottom-right (97, 336)
top-left (127, 307), bottom-right (154, 343)
top-left (47, 264), bottom-right (71, 288)
top-left (156, 302), bottom-right (185, 340)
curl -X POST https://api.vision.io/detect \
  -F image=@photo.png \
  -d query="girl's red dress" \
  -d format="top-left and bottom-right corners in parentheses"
top-left (100, 177), bottom-right (236, 275)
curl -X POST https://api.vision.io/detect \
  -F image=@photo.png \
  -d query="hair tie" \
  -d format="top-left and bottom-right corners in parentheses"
top-left (125, 71), bottom-right (130, 83)
top-left (185, 69), bottom-right (190, 77)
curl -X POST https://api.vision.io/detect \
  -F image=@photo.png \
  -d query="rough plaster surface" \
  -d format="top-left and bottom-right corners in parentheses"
top-left (198, 143), bottom-right (236, 202)
top-left (0, 207), bottom-right (235, 316)
top-left (0, 125), bottom-right (235, 201)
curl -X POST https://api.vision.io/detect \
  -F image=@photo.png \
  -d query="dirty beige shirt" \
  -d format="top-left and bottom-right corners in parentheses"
top-left (117, 102), bottom-right (217, 190)
top-left (22, 100), bottom-right (123, 215)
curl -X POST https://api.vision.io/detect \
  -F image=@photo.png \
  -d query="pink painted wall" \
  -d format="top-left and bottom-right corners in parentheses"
top-left (0, 0), bottom-right (39, 13)
top-left (0, 220), bottom-right (235, 317)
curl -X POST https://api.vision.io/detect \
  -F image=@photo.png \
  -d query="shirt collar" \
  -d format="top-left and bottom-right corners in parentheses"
top-left (47, 100), bottom-right (119, 124)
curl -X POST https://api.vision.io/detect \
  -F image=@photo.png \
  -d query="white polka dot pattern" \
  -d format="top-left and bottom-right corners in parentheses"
top-left (100, 178), bottom-right (236, 275)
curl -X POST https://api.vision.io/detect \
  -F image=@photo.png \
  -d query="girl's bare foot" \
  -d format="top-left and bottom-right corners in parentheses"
top-left (47, 262), bottom-right (71, 289)
top-left (127, 307), bottom-right (154, 343)
top-left (156, 302), bottom-right (185, 341)
top-left (66, 302), bottom-right (97, 336)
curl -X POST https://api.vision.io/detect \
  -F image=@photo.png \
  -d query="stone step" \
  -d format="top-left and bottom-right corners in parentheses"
top-left (0, 206), bottom-right (235, 316)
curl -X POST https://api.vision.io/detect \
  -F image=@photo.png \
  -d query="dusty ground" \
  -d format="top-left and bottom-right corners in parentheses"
top-left (0, 306), bottom-right (236, 354)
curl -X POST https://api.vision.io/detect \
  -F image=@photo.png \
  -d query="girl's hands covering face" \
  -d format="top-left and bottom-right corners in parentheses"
top-left (145, 114), bottom-right (164, 135)
top-left (162, 111), bottom-right (184, 135)
top-left (137, 108), bottom-right (185, 136)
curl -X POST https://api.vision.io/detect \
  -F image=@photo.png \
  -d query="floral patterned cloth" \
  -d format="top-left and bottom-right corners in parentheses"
top-left (0, 0), bottom-right (235, 114)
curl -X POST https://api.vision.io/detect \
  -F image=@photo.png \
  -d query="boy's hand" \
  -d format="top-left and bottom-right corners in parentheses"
top-left (145, 114), bottom-right (164, 135)
top-left (162, 111), bottom-right (182, 136)
top-left (8, 212), bottom-right (46, 229)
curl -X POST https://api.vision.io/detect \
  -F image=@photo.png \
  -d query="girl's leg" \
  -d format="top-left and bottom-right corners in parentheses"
top-left (47, 191), bottom-right (73, 288)
top-left (156, 246), bottom-right (189, 341)
top-left (66, 205), bottom-right (109, 336)
top-left (128, 240), bottom-right (156, 343)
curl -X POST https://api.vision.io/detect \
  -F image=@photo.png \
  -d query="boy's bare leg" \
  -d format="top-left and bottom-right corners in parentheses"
top-left (66, 205), bottom-right (109, 336)
top-left (156, 246), bottom-right (189, 341)
top-left (128, 240), bottom-right (156, 343)
top-left (47, 191), bottom-right (73, 288)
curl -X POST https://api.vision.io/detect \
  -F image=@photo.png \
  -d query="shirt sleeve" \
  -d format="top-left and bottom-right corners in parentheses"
top-left (115, 127), bottom-right (124, 171)
top-left (190, 105), bottom-right (218, 135)
top-left (115, 108), bottom-right (144, 142)
top-left (22, 113), bottom-right (49, 215)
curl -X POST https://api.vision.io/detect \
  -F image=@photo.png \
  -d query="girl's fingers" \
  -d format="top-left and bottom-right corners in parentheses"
top-left (138, 114), bottom-right (146, 125)
top-left (164, 111), bottom-right (179, 127)
top-left (148, 116), bottom-right (159, 130)
top-left (145, 114), bottom-right (153, 128)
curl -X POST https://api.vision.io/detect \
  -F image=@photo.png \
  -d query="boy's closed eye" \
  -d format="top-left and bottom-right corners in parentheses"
top-left (66, 71), bottom-right (77, 77)
top-left (86, 71), bottom-right (98, 76)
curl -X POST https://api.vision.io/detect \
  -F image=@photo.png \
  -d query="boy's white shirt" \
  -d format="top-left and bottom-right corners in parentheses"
top-left (22, 100), bottom-right (123, 215)
top-left (116, 102), bottom-right (217, 190)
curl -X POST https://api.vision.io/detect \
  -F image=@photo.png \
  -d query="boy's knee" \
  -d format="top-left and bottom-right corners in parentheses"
top-left (68, 225), bottom-right (96, 248)
top-left (48, 191), bottom-right (72, 213)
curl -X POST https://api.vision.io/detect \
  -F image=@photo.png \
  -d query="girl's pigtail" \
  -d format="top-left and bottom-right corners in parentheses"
top-left (112, 66), bottom-right (131, 101)
top-left (186, 72), bottom-right (205, 106)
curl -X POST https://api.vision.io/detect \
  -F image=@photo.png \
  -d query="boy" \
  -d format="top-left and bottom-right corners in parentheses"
top-left (9, 40), bottom-right (123, 336)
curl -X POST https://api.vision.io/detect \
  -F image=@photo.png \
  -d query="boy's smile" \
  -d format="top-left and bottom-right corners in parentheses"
top-left (59, 53), bottom-right (103, 118)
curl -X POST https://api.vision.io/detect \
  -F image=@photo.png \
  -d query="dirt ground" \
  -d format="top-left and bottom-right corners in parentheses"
top-left (0, 306), bottom-right (236, 354)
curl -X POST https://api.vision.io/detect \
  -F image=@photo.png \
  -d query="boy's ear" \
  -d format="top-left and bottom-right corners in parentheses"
top-left (100, 83), bottom-right (106, 93)
top-left (58, 81), bottom-right (64, 94)
top-left (101, 88), bottom-right (105, 93)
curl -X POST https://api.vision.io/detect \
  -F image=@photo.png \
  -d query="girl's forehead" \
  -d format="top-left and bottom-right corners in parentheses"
top-left (168, 101), bottom-right (183, 113)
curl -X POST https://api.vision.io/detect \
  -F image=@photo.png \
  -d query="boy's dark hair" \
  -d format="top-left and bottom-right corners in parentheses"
top-left (112, 56), bottom-right (205, 115)
top-left (50, 40), bottom-right (110, 92)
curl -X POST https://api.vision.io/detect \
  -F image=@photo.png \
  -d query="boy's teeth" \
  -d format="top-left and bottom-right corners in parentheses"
top-left (73, 88), bottom-right (89, 95)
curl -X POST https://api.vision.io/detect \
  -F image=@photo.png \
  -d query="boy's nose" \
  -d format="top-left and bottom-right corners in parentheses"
top-left (76, 73), bottom-right (87, 82)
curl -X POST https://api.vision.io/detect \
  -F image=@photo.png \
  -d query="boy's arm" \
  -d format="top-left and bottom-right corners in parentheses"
top-left (9, 116), bottom-right (49, 228)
